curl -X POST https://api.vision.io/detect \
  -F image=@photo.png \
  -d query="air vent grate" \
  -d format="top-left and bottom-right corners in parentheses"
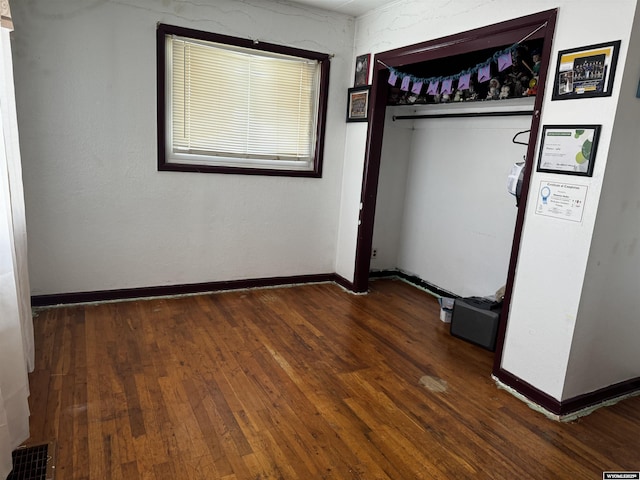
top-left (7, 443), bottom-right (55, 480)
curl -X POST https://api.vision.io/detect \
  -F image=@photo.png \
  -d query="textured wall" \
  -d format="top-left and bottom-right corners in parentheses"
top-left (12, 0), bottom-right (354, 294)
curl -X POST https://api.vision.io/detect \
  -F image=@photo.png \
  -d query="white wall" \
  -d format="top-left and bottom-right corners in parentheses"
top-left (0, 25), bottom-right (32, 477)
top-left (401, 113), bottom-right (528, 297)
top-left (343, 0), bottom-right (638, 402)
top-left (369, 109), bottom-right (411, 271)
top-left (562, 2), bottom-right (640, 400)
top-left (335, 123), bottom-right (367, 280)
top-left (373, 107), bottom-right (529, 297)
top-left (12, 0), bottom-right (354, 295)
top-left (500, 4), bottom-right (634, 401)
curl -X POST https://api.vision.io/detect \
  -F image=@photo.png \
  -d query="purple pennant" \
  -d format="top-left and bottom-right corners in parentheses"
top-left (458, 73), bottom-right (471, 90)
top-left (427, 80), bottom-right (439, 95)
top-left (388, 71), bottom-right (398, 86)
top-left (411, 81), bottom-right (423, 95)
top-left (498, 51), bottom-right (513, 72)
top-left (400, 75), bottom-right (411, 91)
top-left (478, 64), bottom-right (491, 83)
top-left (440, 78), bottom-right (453, 95)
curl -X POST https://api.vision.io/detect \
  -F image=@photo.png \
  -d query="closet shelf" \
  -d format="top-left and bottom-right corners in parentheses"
top-left (391, 96), bottom-right (536, 121)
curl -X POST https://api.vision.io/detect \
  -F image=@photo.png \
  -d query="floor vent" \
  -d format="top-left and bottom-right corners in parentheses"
top-left (7, 443), bottom-right (55, 480)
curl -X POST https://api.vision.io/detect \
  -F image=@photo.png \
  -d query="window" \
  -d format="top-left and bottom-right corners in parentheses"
top-left (157, 24), bottom-right (330, 177)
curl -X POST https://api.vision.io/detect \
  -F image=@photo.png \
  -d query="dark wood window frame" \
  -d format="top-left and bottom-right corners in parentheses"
top-left (156, 23), bottom-right (330, 178)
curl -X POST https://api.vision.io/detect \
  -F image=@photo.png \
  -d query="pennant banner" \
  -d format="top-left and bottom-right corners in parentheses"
top-left (478, 64), bottom-right (491, 83)
top-left (457, 73), bottom-right (471, 91)
top-left (385, 43), bottom-right (519, 93)
top-left (400, 75), bottom-right (411, 91)
top-left (427, 80), bottom-right (439, 95)
top-left (388, 71), bottom-right (398, 86)
top-left (497, 51), bottom-right (513, 72)
top-left (440, 78), bottom-right (453, 95)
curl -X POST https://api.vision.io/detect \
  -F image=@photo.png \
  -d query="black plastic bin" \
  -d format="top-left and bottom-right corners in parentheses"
top-left (450, 297), bottom-right (501, 351)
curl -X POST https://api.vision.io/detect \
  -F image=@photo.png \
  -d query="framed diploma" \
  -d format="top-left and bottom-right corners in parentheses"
top-left (536, 125), bottom-right (601, 177)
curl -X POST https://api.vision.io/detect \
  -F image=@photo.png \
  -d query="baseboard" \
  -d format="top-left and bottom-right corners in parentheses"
top-left (493, 368), bottom-right (562, 415)
top-left (370, 269), bottom-right (459, 299)
top-left (333, 273), bottom-right (355, 292)
top-left (560, 376), bottom-right (640, 417)
top-left (31, 269), bottom-right (442, 307)
top-left (494, 367), bottom-right (640, 419)
top-left (31, 273), bottom-right (341, 307)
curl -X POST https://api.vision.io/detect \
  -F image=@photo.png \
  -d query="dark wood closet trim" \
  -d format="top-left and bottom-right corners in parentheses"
top-left (354, 9), bottom-right (557, 293)
top-left (491, 11), bottom-right (557, 381)
top-left (353, 10), bottom-right (564, 410)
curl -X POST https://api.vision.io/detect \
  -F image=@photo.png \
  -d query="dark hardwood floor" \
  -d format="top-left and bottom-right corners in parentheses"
top-left (26, 278), bottom-right (640, 479)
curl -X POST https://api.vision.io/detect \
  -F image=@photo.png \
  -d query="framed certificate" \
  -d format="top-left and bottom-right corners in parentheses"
top-left (536, 125), bottom-right (601, 177)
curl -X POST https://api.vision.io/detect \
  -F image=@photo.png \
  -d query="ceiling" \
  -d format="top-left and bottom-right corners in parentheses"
top-left (283, 0), bottom-right (399, 17)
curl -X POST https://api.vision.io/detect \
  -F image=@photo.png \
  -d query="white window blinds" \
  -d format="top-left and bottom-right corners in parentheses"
top-left (169, 35), bottom-right (321, 163)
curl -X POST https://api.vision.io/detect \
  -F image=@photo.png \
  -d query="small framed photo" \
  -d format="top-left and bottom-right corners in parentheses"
top-left (346, 86), bottom-right (370, 122)
top-left (354, 53), bottom-right (370, 87)
top-left (552, 41), bottom-right (621, 100)
top-left (537, 125), bottom-right (601, 177)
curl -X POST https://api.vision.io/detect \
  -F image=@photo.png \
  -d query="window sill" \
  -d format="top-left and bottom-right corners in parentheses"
top-left (158, 161), bottom-right (322, 178)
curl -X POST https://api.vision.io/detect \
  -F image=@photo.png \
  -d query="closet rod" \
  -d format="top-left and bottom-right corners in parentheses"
top-left (392, 110), bottom-right (533, 121)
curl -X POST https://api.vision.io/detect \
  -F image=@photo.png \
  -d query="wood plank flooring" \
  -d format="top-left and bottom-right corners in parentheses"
top-left (26, 278), bottom-right (640, 479)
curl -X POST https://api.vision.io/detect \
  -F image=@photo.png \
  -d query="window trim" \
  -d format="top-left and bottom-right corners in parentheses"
top-left (156, 23), bottom-right (330, 177)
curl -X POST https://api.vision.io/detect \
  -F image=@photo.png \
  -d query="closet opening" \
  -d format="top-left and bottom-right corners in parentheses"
top-left (352, 10), bottom-right (558, 375)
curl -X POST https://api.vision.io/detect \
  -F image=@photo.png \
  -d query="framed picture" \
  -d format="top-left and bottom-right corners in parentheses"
top-left (552, 41), bottom-right (621, 100)
top-left (536, 125), bottom-right (601, 177)
top-left (354, 53), bottom-right (370, 87)
top-left (346, 86), bottom-right (370, 122)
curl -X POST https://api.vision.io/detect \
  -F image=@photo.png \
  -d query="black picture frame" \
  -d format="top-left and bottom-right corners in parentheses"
top-left (536, 124), bottom-right (601, 177)
top-left (552, 41), bottom-right (621, 100)
top-left (354, 53), bottom-right (370, 87)
top-left (346, 86), bottom-right (370, 122)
